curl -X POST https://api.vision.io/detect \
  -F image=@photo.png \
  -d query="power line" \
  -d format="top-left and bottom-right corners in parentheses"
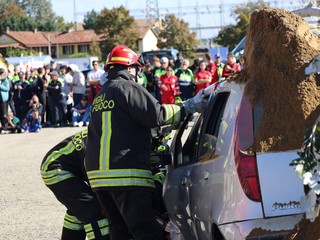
top-left (146, 0), bottom-right (160, 27)
top-left (74, 0), bottom-right (310, 39)
top-left (133, 1), bottom-right (310, 38)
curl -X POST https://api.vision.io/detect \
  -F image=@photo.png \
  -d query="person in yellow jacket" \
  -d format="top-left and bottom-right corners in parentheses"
top-left (214, 53), bottom-right (225, 82)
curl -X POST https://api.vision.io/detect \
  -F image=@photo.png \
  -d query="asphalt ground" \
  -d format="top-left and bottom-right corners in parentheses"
top-left (0, 127), bottom-right (84, 240)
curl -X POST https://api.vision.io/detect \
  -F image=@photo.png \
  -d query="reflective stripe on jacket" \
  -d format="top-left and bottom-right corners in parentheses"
top-left (175, 68), bottom-right (194, 86)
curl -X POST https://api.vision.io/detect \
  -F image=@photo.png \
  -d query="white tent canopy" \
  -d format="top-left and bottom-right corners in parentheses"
top-left (6, 55), bottom-right (53, 71)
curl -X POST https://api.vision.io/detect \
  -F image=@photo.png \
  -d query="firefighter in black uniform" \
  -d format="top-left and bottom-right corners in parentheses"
top-left (85, 45), bottom-right (207, 240)
top-left (40, 129), bottom-right (109, 240)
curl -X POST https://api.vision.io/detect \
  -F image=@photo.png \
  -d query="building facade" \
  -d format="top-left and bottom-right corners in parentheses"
top-left (0, 19), bottom-right (160, 59)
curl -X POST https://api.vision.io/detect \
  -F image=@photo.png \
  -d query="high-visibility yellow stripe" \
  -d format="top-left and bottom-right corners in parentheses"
top-left (41, 141), bottom-right (76, 172)
top-left (99, 111), bottom-right (112, 170)
top-left (90, 178), bottom-right (155, 188)
top-left (63, 213), bottom-right (84, 231)
top-left (106, 112), bottom-right (112, 169)
top-left (65, 213), bottom-right (82, 224)
top-left (99, 112), bottom-right (106, 170)
top-left (64, 221), bottom-right (84, 231)
top-left (98, 218), bottom-right (109, 227)
top-left (84, 218), bottom-right (109, 239)
top-left (163, 104), bottom-right (181, 125)
top-left (42, 170), bottom-right (75, 185)
top-left (86, 231), bottom-right (95, 240)
top-left (100, 226), bottom-right (110, 236)
top-left (84, 223), bottom-right (95, 239)
top-left (41, 169), bottom-right (73, 178)
top-left (84, 223), bottom-right (93, 233)
top-left (164, 105), bottom-right (173, 124)
top-left (153, 172), bottom-right (166, 185)
top-left (111, 57), bottom-right (132, 63)
top-left (87, 168), bottom-right (153, 179)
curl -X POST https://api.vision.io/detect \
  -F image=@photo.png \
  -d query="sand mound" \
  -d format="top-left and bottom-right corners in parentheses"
top-left (284, 215), bottom-right (320, 240)
top-left (227, 8), bottom-right (320, 237)
top-left (234, 8), bottom-right (320, 152)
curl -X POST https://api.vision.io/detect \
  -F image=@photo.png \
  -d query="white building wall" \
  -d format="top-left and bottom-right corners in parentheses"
top-left (138, 29), bottom-right (158, 53)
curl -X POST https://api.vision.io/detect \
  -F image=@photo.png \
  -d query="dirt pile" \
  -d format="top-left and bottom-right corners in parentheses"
top-left (284, 215), bottom-right (320, 240)
top-left (235, 7), bottom-right (320, 152)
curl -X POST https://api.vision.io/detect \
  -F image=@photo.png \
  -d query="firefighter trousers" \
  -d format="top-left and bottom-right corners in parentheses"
top-left (48, 177), bottom-right (109, 240)
top-left (96, 189), bottom-right (163, 240)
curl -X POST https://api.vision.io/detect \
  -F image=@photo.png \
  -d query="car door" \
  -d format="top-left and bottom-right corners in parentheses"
top-left (187, 92), bottom-right (231, 240)
top-left (164, 113), bottom-right (204, 240)
top-left (164, 91), bottom-right (231, 239)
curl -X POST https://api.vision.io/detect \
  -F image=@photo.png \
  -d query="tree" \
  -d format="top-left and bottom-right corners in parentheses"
top-left (0, 0), bottom-right (71, 31)
top-left (2, 2), bottom-right (25, 18)
top-left (17, 0), bottom-right (66, 31)
top-left (0, 3), bottom-right (36, 32)
top-left (157, 14), bottom-right (198, 58)
top-left (38, 16), bottom-right (74, 33)
top-left (93, 6), bottom-right (139, 61)
top-left (17, 0), bottom-right (55, 20)
top-left (89, 39), bottom-right (102, 60)
top-left (215, 0), bottom-right (269, 50)
top-left (0, 0), bottom-right (15, 10)
top-left (83, 10), bottom-right (99, 30)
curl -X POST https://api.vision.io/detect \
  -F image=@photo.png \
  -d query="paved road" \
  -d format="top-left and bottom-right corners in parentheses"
top-left (0, 127), bottom-right (84, 240)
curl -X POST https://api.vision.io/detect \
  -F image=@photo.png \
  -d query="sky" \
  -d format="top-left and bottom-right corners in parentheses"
top-left (50, 0), bottom-right (308, 39)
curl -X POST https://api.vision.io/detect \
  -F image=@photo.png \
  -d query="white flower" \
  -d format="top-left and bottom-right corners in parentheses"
top-left (303, 171), bottom-right (320, 190)
top-left (301, 190), bottom-right (319, 221)
top-left (295, 164), bottom-right (305, 178)
top-left (303, 172), bottom-right (313, 185)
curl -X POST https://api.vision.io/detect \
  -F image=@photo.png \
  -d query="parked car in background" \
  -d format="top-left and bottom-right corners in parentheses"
top-left (163, 81), bottom-right (304, 240)
top-left (141, 48), bottom-right (179, 66)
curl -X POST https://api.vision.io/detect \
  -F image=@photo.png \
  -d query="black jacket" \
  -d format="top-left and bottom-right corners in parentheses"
top-left (40, 130), bottom-right (88, 185)
top-left (85, 68), bottom-right (184, 191)
top-left (47, 78), bottom-right (64, 102)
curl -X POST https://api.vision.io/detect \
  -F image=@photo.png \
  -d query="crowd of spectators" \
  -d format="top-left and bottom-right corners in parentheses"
top-left (0, 52), bottom-right (244, 134)
top-left (0, 60), bottom-right (90, 133)
top-left (139, 51), bottom-right (244, 104)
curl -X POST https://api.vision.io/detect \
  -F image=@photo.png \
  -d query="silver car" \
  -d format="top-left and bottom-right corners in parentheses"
top-left (163, 81), bottom-right (304, 240)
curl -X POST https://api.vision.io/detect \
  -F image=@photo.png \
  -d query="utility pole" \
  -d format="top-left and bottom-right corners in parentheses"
top-left (195, 0), bottom-right (201, 40)
top-left (178, 0), bottom-right (182, 20)
top-left (55, 21), bottom-right (59, 59)
top-left (56, 42), bottom-right (59, 58)
top-left (48, 35), bottom-right (51, 57)
top-left (74, 0), bottom-right (77, 31)
top-left (146, 0), bottom-right (160, 28)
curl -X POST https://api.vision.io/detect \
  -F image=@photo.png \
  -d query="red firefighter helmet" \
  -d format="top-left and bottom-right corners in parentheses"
top-left (106, 45), bottom-right (142, 67)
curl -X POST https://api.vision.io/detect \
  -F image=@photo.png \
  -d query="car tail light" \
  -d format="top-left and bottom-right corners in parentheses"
top-left (234, 95), bottom-right (262, 202)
